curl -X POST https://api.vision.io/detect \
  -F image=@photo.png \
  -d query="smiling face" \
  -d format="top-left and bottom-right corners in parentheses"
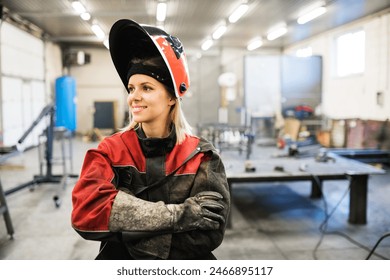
top-left (127, 74), bottom-right (176, 137)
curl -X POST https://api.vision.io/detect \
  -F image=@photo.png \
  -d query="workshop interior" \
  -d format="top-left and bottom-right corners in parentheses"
top-left (1, 0), bottom-right (390, 260)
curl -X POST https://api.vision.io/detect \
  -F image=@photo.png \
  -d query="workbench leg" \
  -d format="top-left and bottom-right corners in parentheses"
top-left (348, 175), bottom-right (367, 224)
top-left (310, 177), bottom-right (323, 199)
top-left (0, 180), bottom-right (14, 238)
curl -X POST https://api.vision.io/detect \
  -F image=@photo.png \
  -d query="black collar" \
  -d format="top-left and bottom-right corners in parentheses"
top-left (135, 125), bottom-right (176, 158)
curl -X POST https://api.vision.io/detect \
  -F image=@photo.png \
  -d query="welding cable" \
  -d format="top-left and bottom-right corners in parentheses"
top-left (311, 174), bottom-right (350, 259)
top-left (365, 232), bottom-right (390, 260)
top-left (311, 174), bottom-right (388, 260)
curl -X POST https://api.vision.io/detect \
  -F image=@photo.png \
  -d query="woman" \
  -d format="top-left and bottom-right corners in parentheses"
top-left (71, 19), bottom-right (230, 260)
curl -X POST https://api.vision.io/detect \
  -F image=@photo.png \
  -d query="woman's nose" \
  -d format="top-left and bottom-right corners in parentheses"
top-left (129, 88), bottom-right (142, 101)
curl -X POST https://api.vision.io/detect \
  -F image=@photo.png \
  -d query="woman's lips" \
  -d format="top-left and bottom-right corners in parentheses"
top-left (132, 106), bottom-right (147, 113)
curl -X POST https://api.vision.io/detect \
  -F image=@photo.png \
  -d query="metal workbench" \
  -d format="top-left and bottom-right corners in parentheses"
top-left (224, 150), bottom-right (385, 228)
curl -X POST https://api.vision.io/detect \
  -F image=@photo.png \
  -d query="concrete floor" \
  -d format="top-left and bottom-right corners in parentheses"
top-left (1, 135), bottom-right (390, 260)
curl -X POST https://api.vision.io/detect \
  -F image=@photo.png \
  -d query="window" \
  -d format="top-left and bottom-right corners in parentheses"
top-left (335, 29), bottom-right (365, 77)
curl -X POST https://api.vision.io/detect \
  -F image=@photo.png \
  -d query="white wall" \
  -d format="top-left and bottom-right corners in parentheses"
top-left (0, 21), bottom-right (53, 147)
top-left (0, 21), bottom-right (64, 148)
top-left (45, 42), bottom-right (63, 101)
top-left (284, 12), bottom-right (390, 121)
top-left (68, 47), bottom-right (127, 134)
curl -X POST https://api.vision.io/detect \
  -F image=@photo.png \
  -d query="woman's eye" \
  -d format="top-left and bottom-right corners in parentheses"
top-left (143, 85), bottom-right (152, 91)
top-left (128, 87), bottom-right (134, 94)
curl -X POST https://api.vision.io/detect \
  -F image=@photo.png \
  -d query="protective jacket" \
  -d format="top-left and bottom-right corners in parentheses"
top-left (71, 128), bottom-right (230, 259)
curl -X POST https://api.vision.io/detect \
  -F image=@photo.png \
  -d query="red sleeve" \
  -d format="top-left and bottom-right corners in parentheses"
top-left (71, 141), bottom-right (118, 233)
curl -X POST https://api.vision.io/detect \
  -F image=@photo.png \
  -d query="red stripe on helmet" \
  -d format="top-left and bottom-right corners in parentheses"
top-left (153, 35), bottom-right (190, 98)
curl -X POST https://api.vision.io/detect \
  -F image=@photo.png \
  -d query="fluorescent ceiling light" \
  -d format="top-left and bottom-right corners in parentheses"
top-left (297, 6), bottom-right (327, 24)
top-left (156, 2), bottom-right (167, 22)
top-left (91, 24), bottom-right (105, 39)
top-left (201, 39), bottom-right (213, 51)
top-left (247, 38), bottom-right (263, 51)
top-left (267, 26), bottom-right (287, 41)
top-left (228, 4), bottom-right (248, 23)
top-left (212, 25), bottom-right (227, 40)
top-left (71, 1), bottom-right (86, 13)
top-left (72, 1), bottom-right (90, 21)
top-left (80, 12), bottom-right (91, 21)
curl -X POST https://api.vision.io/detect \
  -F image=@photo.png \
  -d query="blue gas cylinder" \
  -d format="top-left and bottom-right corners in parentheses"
top-left (55, 76), bottom-right (77, 132)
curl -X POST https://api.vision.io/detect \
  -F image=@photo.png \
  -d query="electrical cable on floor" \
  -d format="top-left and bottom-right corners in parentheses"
top-left (311, 174), bottom-right (350, 259)
top-left (311, 174), bottom-right (389, 260)
top-left (365, 232), bottom-right (390, 260)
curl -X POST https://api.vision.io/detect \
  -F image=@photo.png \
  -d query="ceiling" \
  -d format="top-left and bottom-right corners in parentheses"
top-left (2, 0), bottom-right (390, 54)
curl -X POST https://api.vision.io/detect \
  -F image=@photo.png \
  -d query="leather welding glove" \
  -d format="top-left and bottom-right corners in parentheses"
top-left (167, 191), bottom-right (225, 232)
top-left (109, 190), bottom-right (225, 235)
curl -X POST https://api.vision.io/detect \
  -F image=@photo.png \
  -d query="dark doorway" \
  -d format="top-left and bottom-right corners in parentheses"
top-left (93, 101), bottom-right (115, 129)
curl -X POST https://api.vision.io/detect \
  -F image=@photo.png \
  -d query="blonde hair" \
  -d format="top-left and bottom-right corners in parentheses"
top-left (123, 97), bottom-right (193, 144)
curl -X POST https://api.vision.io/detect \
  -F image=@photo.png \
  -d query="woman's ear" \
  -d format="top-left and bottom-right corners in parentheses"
top-left (168, 98), bottom-right (176, 106)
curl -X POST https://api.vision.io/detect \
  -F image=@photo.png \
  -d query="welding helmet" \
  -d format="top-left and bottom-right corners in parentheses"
top-left (109, 19), bottom-right (190, 98)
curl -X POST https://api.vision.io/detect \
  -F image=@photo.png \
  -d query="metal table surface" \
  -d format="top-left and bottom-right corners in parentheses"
top-left (223, 150), bottom-right (385, 227)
